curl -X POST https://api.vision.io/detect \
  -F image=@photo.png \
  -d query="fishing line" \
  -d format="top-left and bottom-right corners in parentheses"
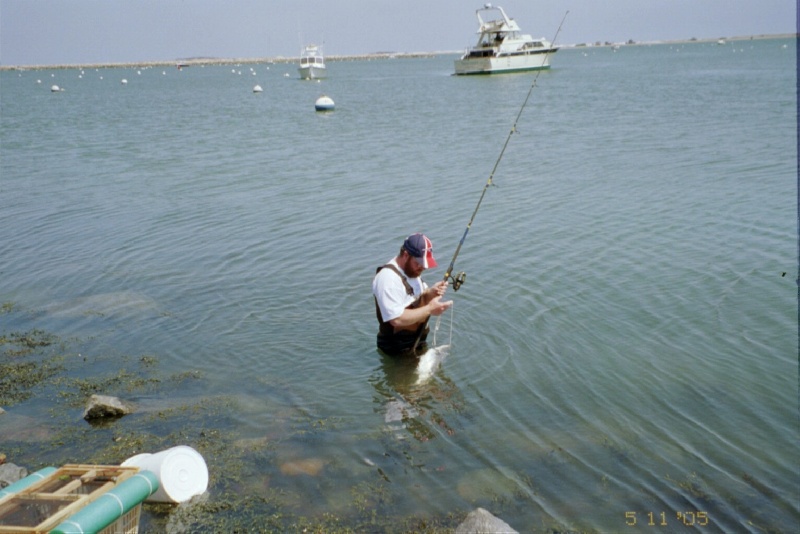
top-left (430, 300), bottom-right (454, 348)
top-left (416, 11), bottom-right (569, 355)
top-left (442, 10), bottom-right (570, 292)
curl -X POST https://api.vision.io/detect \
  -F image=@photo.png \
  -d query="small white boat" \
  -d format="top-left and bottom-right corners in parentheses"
top-left (298, 44), bottom-right (327, 80)
top-left (454, 3), bottom-right (558, 75)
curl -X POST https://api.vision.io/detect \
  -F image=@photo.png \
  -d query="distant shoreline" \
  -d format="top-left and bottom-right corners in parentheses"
top-left (0, 33), bottom-right (794, 72)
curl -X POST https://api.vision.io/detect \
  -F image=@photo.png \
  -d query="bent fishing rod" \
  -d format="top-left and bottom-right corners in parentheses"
top-left (442, 10), bottom-right (569, 292)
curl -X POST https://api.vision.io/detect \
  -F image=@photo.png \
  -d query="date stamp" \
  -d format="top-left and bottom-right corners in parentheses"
top-left (625, 511), bottom-right (710, 528)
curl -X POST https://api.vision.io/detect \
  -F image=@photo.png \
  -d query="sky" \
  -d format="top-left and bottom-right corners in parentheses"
top-left (0, 0), bottom-right (796, 66)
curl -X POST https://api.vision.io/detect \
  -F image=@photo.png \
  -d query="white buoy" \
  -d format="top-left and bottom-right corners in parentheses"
top-left (50, 84), bottom-right (60, 92)
top-left (315, 95), bottom-right (335, 111)
top-left (121, 79), bottom-right (128, 84)
top-left (253, 84), bottom-right (263, 93)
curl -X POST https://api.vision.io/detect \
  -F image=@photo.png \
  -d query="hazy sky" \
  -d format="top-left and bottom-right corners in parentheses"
top-left (1, 0), bottom-right (796, 66)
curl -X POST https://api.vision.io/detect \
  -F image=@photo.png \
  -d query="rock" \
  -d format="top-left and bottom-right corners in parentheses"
top-left (456, 508), bottom-right (518, 534)
top-left (83, 394), bottom-right (133, 421)
top-left (0, 463), bottom-right (27, 489)
top-left (278, 458), bottom-right (325, 476)
top-left (0, 413), bottom-right (54, 441)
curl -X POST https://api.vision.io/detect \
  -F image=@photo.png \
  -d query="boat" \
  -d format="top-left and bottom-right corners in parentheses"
top-left (454, 3), bottom-right (558, 75)
top-left (298, 44), bottom-right (327, 80)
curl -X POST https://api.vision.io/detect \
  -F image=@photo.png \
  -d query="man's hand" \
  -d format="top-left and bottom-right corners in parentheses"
top-left (425, 280), bottom-right (448, 301)
top-left (427, 296), bottom-right (453, 317)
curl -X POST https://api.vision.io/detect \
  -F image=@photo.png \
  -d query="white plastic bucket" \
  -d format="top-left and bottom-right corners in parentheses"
top-left (121, 445), bottom-right (208, 503)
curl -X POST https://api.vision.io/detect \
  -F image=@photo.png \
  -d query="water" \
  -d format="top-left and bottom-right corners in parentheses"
top-left (1, 39), bottom-right (797, 532)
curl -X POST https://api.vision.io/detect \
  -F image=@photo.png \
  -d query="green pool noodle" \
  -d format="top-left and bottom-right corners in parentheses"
top-left (50, 470), bottom-right (159, 534)
top-left (0, 466), bottom-right (57, 499)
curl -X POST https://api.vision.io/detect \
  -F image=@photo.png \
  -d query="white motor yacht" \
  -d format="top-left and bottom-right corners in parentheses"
top-left (454, 4), bottom-right (557, 75)
top-left (298, 45), bottom-right (327, 80)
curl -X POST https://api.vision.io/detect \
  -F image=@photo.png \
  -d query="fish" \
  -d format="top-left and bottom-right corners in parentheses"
top-left (415, 344), bottom-right (450, 384)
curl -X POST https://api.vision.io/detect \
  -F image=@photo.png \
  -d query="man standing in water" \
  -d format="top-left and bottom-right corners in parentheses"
top-left (373, 233), bottom-right (452, 356)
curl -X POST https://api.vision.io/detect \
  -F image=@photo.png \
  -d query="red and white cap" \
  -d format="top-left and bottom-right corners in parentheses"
top-left (403, 233), bottom-right (438, 269)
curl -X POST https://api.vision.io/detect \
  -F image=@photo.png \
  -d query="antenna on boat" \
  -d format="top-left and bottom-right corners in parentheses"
top-left (442, 10), bottom-right (569, 292)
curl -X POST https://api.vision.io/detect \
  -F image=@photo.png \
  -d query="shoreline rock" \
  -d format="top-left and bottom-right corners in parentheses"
top-left (83, 394), bottom-right (133, 421)
top-left (0, 463), bottom-right (27, 489)
top-left (456, 508), bottom-right (518, 534)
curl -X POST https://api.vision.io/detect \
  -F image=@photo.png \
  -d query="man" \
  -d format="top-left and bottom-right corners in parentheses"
top-left (373, 233), bottom-right (453, 356)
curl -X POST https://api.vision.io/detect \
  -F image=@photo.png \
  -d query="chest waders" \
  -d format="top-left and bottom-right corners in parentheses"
top-left (374, 264), bottom-right (430, 356)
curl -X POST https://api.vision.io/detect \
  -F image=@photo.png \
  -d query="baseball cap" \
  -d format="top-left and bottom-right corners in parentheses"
top-left (403, 233), bottom-right (438, 269)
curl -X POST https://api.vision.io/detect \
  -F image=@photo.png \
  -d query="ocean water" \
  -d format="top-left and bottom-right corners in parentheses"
top-left (1, 38), bottom-right (797, 532)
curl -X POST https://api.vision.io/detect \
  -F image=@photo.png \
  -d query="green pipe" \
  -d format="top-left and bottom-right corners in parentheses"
top-left (0, 466), bottom-right (57, 499)
top-left (50, 471), bottom-right (159, 534)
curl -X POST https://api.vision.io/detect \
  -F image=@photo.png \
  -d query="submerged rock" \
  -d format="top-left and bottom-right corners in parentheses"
top-left (43, 291), bottom-right (159, 318)
top-left (0, 413), bottom-right (54, 441)
top-left (279, 458), bottom-right (325, 476)
top-left (83, 394), bottom-right (133, 421)
top-left (456, 508), bottom-right (518, 534)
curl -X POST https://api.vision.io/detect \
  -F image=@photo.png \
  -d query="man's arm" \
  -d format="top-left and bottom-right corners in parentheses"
top-left (388, 293), bottom-right (452, 330)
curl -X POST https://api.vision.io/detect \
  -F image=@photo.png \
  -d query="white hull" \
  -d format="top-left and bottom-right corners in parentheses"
top-left (454, 49), bottom-right (555, 75)
top-left (298, 65), bottom-right (327, 80)
top-left (298, 44), bottom-right (326, 80)
top-left (454, 4), bottom-right (557, 76)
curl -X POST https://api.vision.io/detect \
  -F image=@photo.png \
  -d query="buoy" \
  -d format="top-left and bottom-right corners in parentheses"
top-left (253, 85), bottom-right (263, 93)
top-left (121, 79), bottom-right (128, 84)
top-left (315, 95), bottom-right (335, 111)
top-left (50, 84), bottom-right (61, 92)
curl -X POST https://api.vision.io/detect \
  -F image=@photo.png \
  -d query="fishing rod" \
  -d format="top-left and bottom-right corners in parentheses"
top-left (443, 10), bottom-right (570, 292)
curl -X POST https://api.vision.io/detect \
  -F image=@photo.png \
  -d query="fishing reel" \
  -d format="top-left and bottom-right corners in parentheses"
top-left (447, 271), bottom-right (467, 292)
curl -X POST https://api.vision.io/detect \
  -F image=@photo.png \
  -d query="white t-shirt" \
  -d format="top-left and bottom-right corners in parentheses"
top-left (372, 258), bottom-right (428, 323)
